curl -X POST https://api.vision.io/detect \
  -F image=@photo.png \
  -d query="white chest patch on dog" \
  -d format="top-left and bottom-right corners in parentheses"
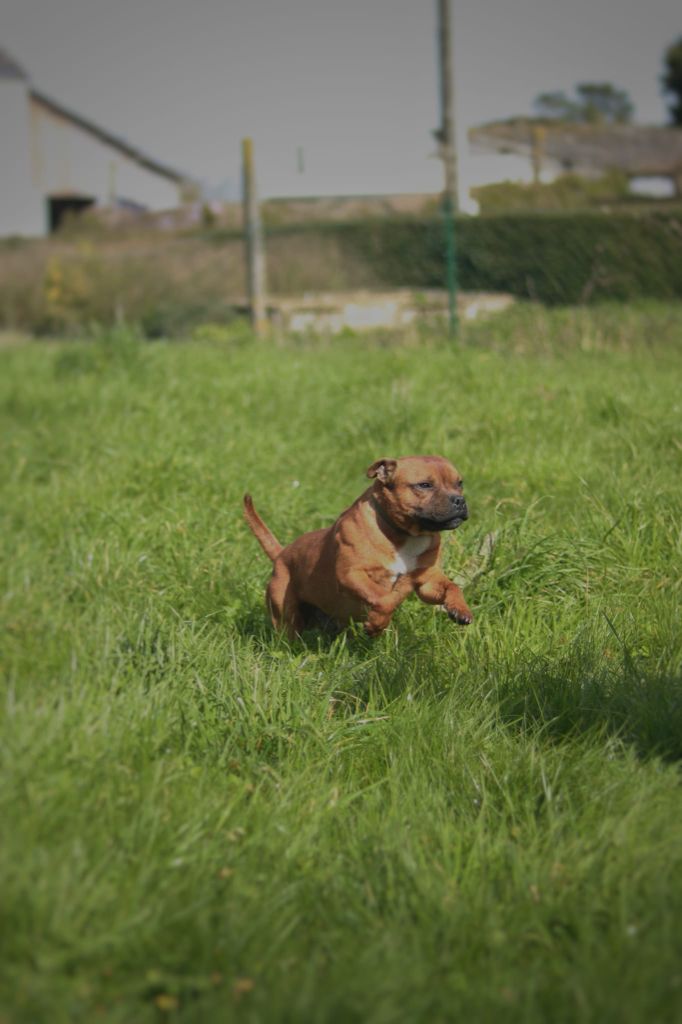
top-left (388, 535), bottom-right (432, 581)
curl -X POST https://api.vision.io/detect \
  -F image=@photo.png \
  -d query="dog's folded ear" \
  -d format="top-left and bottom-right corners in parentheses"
top-left (366, 458), bottom-right (397, 484)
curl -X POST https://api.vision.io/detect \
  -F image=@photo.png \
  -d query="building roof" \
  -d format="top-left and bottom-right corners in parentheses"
top-left (1, 45), bottom-right (194, 188)
top-left (469, 119), bottom-right (682, 178)
top-left (0, 47), bottom-right (28, 80)
top-left (29, 89), bottom-right (192, 186)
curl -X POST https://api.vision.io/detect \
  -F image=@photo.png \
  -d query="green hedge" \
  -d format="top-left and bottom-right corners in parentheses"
top-left (266, 212), bottom-right (682, 304)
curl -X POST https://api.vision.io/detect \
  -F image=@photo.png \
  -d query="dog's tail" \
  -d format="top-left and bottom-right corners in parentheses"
top-left (243, 494), bottom-right (283, 562)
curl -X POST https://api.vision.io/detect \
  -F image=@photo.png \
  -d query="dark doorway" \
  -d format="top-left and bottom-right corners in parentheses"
top-left (48, 195), bottom-right (95, 233)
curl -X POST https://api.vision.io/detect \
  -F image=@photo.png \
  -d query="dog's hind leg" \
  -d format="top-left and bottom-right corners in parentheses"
top-left (266, 564), bottom-right (304, 639)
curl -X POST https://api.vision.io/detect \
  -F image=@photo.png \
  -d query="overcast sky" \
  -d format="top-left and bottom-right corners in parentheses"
top-left (3, 0), bottom-right (680, 199)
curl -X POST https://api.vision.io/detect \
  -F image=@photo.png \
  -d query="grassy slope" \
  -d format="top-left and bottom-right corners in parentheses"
top-left (1, 303), bottom-right (681, 1023)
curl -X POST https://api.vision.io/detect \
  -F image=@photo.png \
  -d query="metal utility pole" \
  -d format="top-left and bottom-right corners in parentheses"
top-left (436, 0), bottom-right (458, 336)
top-left (242, 137), bottom-right (268, 336)
top-left (437, 0), bottom-right (458, 212)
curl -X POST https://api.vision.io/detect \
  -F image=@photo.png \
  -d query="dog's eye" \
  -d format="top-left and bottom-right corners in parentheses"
top-left (414, 481), bottom-right (433, 490)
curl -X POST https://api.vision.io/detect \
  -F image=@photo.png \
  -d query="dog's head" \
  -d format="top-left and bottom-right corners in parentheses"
top-left (367, 455), bottom-right (468, 536)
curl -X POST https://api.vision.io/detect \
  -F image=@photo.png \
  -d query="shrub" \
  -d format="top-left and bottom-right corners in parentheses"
top-left (264, 210), bottom-right (682, 304)
top-left (471, 171), bottom-right (631, 214)
top-left (1, 210), bottom-right (681, 338)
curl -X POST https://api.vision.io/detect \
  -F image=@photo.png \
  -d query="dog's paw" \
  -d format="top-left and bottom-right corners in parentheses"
top-left (445, 605), bottom-right (473, 625)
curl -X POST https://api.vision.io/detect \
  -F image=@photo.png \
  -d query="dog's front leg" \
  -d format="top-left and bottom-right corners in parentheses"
top-left (363, 599), bottom-right (401, 637)
top-left (341, 569), bottom-right (406, 637)
top-left (415, 568), bottom-right (473, 625)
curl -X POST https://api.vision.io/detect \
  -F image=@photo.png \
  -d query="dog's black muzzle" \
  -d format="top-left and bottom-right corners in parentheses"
top-left (416, 494), bottom-right (468, 532)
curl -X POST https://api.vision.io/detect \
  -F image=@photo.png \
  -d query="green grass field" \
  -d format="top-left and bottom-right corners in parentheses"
top-left (2, 303), bottom-right (682, 1023)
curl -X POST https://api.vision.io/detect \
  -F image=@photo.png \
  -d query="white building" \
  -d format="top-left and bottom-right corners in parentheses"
top-left (0, 48), bottom-right (194, 237)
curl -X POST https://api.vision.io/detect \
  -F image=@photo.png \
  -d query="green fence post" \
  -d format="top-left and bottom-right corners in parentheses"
top-left (443, 193), bottom-right (458, 338)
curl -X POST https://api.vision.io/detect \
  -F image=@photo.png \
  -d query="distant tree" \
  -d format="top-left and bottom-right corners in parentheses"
top-left (533, 83), bottom-right (634, 124)
top-left (662, 36), bottom-right (682, 125)
top-left (533, 91), bottom-right (580, 122)
top-left (574, 83), bottom-right (634, 124)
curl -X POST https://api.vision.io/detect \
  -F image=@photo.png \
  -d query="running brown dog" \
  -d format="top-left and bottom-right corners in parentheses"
top-left (243, 455), bottom-right (473, 638)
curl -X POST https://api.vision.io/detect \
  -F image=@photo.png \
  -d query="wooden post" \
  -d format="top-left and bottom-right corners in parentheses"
top-left (531, 124), bottom-right (546, 184)
top-left (242, 137), bottom-right (267, 335)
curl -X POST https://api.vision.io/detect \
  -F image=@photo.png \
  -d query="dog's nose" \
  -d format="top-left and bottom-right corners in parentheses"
top-left (450, 494), bottom-right (467, 512)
